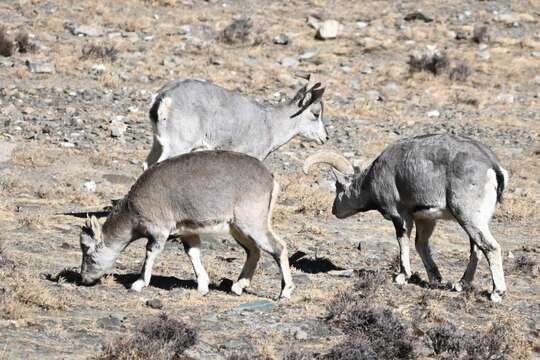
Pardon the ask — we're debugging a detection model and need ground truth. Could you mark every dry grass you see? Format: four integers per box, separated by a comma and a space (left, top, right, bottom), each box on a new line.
0, 27, 14, 57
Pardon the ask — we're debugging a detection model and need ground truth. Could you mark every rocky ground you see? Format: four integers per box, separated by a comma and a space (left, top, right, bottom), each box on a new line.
0, 0, 539, 359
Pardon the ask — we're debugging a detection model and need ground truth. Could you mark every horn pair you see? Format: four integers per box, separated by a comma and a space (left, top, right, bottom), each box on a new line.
303, 151, 354, 175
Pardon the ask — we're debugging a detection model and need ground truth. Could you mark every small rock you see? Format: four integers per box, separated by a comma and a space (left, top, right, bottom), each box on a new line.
0, 141, 16, 163
0, 58, 14, 68
91, 64, 106, 75
455, 31, 468, 40
280, 57, 298, 67
83, 181, 96, 192
316, 20, 343, 40
366, 90, 382, 101
178, 25, 192, 35
477, 49, 491, 60
235, 300, 276, 312
146, 298, 163, 309
110, 116, 127, 138
496, 93, 514, 104
427, 110, 440, 117
273, 33, 289, 45
356, 21, 368, 29
507, 251, 514, 259
71, 25, 104, 37
473, 25, 490, 44
26, 60, 55, 74
299, 49, 318, 60
404, 12, 433, 23
327, 269, 355, 278
531, 51, 540, 58
294, 329, 308, 340
306, 15, 321, 30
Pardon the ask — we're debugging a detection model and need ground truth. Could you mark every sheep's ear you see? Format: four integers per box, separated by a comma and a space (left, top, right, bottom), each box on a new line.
89, 216, 103, 242
332, 168, 351, 186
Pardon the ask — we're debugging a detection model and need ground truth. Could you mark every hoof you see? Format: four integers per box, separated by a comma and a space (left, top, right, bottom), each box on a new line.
197, 286, 209, 296
130, 280, 145, 292
452, 281, 464, 292
280, 285, 295, 299
394, 273, 409, 285
231, 283, 244, 296
490, 291, 504, 303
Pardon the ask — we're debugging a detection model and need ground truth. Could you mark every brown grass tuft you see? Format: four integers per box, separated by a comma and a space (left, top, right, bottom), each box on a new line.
0, 27, 14, 57
81, 43, 118, 62
14, 32, 36, 53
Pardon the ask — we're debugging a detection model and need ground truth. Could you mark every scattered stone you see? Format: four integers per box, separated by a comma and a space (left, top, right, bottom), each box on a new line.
455, 31, 468, 40
97, 313, 126, 329
360, 66, 372, 74
531, 51, 540, 58
280, 57, 298, 67
366, 90, 383, 101
0, 141, 16, 163
477, 46, 491, 60
0, 57, 13, 67
26, 60, 55, 74
306, 15, 321, 30
178, 25, 192, 35
91, 64, 106, 75
294, 329, 308, 340
496, 93, 514, 104
235, 300, 276, 312
299, 49, 318, 60
473, 25, 490, 44
404, 12, 433, 23
427, 110, 440, 117
328, 269, 355, 278
146, 298, 163, 309
356, 21, 369, 29
316, 20, 343, 40
273, 33, 289, 45
70, 25, 104, 37
110, 116, 127, 139
83, 181, 96, 192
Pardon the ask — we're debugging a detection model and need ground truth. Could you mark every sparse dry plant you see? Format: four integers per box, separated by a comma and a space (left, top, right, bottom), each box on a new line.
222, 17, 256, 45
449, 62, 472, 81
81, 43, 118, 62
408, 51, 449, 76
97, 313, 197, 360
0, 27, 14, 57
14, 32, 36, 53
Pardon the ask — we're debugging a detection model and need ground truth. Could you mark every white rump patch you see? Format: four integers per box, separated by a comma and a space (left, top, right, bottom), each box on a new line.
157, 96, 172, 122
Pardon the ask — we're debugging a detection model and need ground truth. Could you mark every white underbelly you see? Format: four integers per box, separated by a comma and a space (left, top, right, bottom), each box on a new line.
413, 207, 454, 221
172, 221, 230, 236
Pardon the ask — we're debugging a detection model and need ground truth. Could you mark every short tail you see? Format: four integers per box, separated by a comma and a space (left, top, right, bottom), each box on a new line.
493, 165, 508, 203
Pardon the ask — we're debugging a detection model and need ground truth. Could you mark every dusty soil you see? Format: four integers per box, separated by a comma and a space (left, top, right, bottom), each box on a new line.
0, 0, 539, 359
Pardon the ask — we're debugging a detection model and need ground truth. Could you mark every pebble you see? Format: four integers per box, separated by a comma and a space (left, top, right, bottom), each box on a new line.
294, 329, 308, 340
0, 141, 16, 163
235, 300, 276, 313
299, 49, 318, 60
110, 116, 127, 138
280, 57, 298, 67
316, 20, 342, 40
427, 110, 440, 117
71, 25, 104, 37
356, 21, 368, 29
26, 60, 55, 74
83, 181, 96, 192
306, 15, 321, 30
366, 90, 382, 101
496, 93, 514, 104
531, 51, 540, 58
273, 33, 289, 45
146, 298, 163, 309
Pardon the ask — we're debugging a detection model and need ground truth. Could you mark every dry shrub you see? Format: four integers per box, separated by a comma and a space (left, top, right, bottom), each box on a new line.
408, 51, 449, 76
449, 62, 472, 81
510, 254, 539, 276
81, 44, 118, 62
17, 213, 45, 230
221, 17, 260, 46
277, 173, 333, 218
427, 320, 530, 359
2, 272, 69, 313
0, 290, 30, 320
473, 25, 490, 44
0, 27, 14, 57
14, 32, 36, 53
97, 313, 197, 360
495, 197, 537, 222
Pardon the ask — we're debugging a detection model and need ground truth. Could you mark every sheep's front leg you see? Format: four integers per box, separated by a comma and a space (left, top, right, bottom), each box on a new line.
131, 233, 167, 292
393, 216, 413, 285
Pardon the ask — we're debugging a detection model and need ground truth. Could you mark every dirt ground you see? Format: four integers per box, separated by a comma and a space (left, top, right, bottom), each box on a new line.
0, 0, 539, 359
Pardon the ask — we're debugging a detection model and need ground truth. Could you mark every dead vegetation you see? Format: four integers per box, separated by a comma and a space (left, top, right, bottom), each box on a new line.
81, 44, 119, 62
0, 27, 14, 57
14, 32, 36, 53
96, 313, 197, 360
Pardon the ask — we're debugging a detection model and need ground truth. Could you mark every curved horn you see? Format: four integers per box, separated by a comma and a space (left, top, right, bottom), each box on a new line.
303, 151, 354, 175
